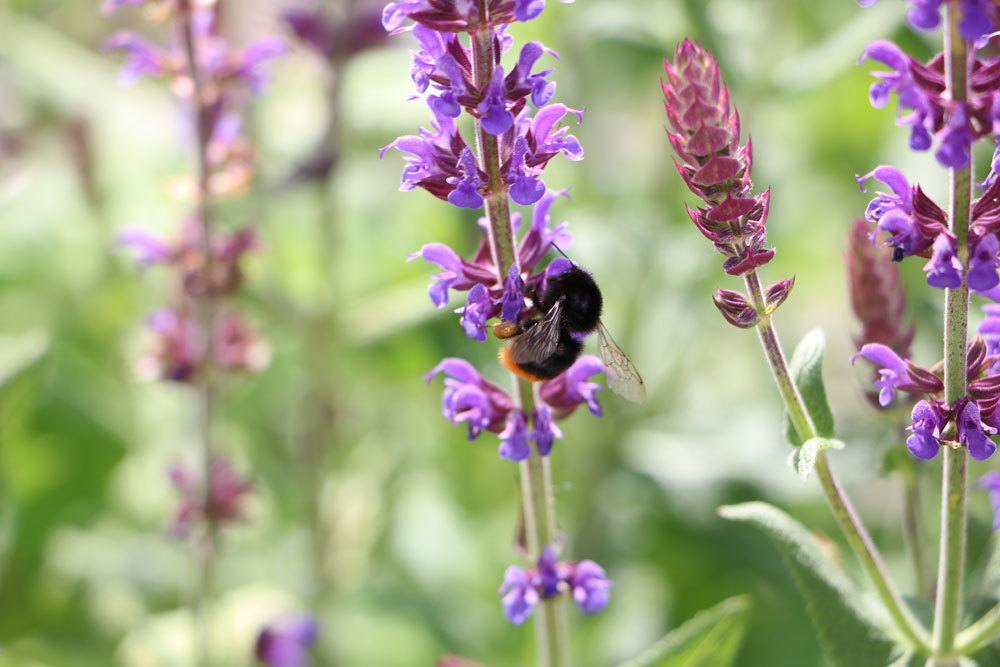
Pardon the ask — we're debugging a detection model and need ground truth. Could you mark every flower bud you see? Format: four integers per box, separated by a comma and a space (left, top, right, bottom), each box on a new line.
765, 276, 795, 313
712, 289, 758, 328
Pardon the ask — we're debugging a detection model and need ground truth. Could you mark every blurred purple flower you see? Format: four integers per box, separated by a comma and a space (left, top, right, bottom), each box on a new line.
139, 308, 201, 383
980, 472, 1000, 530
498, 410, 532, 461
532, 404, 562, 456
104, 33, 173, 85
568, 560, 613, 614
500, 565, 539, 624
255, 614, 318, 667
499, 544, 610, 624
170, 456, 252, 538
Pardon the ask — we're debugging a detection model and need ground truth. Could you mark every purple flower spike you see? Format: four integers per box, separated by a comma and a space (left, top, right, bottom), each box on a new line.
851, 343, 912, 407
478, 66, 515, 135
499, 566, 539, 625
448, 148, 485, 209
568, 560, 612, 614
255, 614, 318, 667
539, 355, 606, 417
959, 400, 998, 460
969, 234, 1000, 292
499, 410, 532, 461
458, 283, 492, 341
924, 234, 963, 289
980, 472, 1000, 530
907, 400, 943, 459
532, 404, 562, 456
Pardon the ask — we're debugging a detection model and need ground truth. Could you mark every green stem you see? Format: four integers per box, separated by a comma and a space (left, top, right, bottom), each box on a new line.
743, 271, 932, 654
470, 16, 568, 667
955, 602, 1000, 655
931, 5, 972, 663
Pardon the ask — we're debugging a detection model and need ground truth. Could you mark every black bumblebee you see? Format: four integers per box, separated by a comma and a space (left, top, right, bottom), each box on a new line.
497, 261, 645, 402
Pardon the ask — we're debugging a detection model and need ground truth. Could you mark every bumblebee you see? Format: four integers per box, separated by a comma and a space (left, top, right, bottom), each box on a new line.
497, 261, 645, 402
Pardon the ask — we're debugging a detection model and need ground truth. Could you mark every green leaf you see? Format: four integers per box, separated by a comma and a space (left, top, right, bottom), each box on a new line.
789, 437, 845, 480
784, 328, 835, 445
719, 502, 897, 667
613, 596, 751, 667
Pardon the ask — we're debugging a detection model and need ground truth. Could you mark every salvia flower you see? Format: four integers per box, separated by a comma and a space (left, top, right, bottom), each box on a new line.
856, 165, 947, 260
663, 38, 790, 293
499, 545, 612, 624
255, 614, 319, 667
426, 356, 605, 460
169, 456, 252, 538
858, 25, 1000, 168
924, 234, 963, 289
958, 398, 998, 460
979, 472, 1000, 530
907, 400, 945, 459
852, 343, 944, 407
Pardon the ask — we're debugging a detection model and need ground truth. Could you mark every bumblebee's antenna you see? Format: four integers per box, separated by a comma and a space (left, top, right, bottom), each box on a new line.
550, 241, 572, 261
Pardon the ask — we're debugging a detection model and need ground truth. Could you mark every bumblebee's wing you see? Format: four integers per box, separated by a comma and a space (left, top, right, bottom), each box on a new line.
597, 321, 646, 402
510, 299, 565, 366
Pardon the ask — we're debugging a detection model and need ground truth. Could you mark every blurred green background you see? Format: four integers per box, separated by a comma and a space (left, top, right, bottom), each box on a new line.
1, 0, 998, 665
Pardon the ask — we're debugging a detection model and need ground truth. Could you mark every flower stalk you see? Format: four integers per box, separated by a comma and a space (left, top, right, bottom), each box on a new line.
931, 4, 972, 662
744, 270, 933, 654
470, 21, 570, 667
177, 4, 220, 664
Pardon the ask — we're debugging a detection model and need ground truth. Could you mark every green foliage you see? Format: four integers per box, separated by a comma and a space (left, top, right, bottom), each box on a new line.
719, 502, 898, 667
784, 329, 836, 445
613, 596, 750, 667
789, 437, 845, 480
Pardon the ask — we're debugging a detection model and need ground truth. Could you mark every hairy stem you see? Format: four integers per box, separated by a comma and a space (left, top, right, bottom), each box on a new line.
931, 5, 972, 663
179, 3, 218, 665
471, 16, 569, 667
743, 271, 932, 654
955, 602, 1000, 655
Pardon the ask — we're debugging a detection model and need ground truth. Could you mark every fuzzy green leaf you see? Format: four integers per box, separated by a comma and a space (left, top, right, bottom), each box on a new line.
789, 437, 845, 480
719, 502, 897, 667
613, 596, 751, 667
784, 328, 835, 445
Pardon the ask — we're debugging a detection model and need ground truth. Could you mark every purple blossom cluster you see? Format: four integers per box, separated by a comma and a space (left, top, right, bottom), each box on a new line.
382, 0, 610, 461
854, 337, 1000, 460
169, 456, 252, 538
105, 1, 276, 383
661, 39, 795, 327
381, 0, 612, 624
425, 355, 604, 461
499, 546, 612, 624
380, 2, 581, 209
